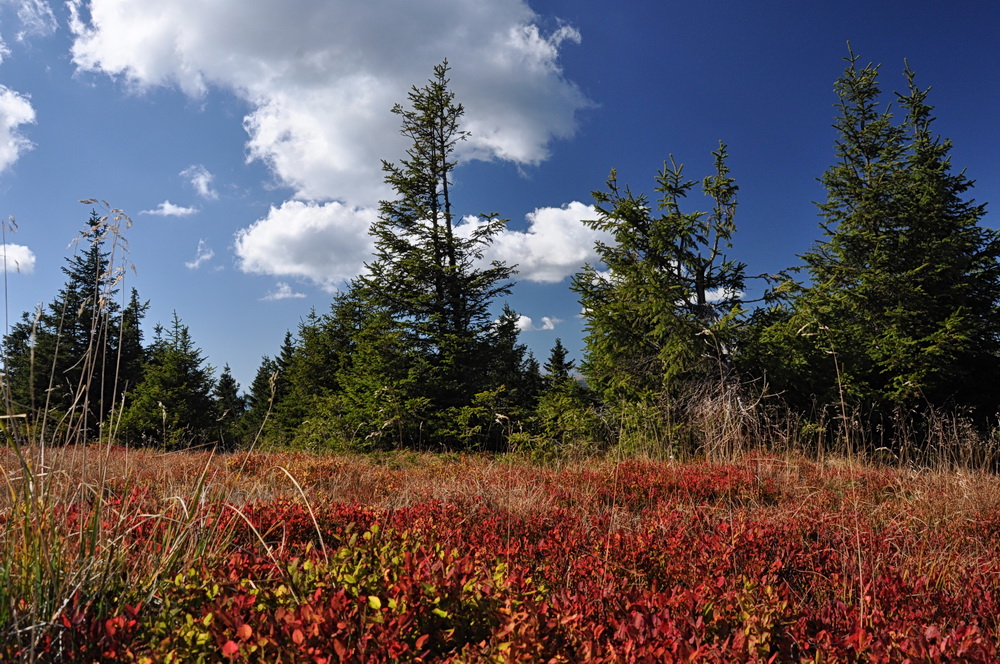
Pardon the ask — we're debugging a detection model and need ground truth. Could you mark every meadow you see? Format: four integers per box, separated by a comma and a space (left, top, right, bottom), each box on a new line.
2, 445, 998, 662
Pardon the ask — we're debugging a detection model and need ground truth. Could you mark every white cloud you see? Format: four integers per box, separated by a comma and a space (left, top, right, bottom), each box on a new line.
704, 287, 745, 303
232, 199, 605, 292
515, 314, 562, 332
67, 0, 588, 208
234, 200, 376, 292
0, 242, 35, 273
141, 200, 198, 217
4, 0, 57, 41
181, 164, 218, 200
184, 238, 214, 269
261, 281, 306, 301
466, 201, 610, 283
0, 84, 35, 172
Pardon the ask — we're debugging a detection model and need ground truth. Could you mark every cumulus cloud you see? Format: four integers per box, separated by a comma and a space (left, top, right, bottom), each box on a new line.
465, 201, 610, 283
234, 200, 376, 292
67, 0, 588, 208
261, 281, 306, 301
0, 242, 35, 273
232, 199, 605, 292
184, 239, 214, 269
141, 200, 198, 217
181, 164, 218, 199
515, 314, 562, 332
0, 84, 35, 172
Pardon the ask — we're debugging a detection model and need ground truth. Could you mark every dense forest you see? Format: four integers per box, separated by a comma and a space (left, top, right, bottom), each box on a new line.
4, 51, 999, 465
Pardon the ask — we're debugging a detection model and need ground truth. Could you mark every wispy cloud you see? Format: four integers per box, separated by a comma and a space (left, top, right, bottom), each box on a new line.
141, 200, 198, 217
261, 281, 307, 301
11, 0, 57, 41
184, 239, 215, 269
181, 164, 218, 200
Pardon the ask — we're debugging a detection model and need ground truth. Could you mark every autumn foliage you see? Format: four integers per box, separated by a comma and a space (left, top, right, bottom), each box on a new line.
2, 448, 998, 662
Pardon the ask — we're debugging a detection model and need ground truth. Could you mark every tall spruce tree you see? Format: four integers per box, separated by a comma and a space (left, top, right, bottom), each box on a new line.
755, 50, 1000, 415
572, 142, 745, 404
2, 212, 146, 442
345, 61, 515, 448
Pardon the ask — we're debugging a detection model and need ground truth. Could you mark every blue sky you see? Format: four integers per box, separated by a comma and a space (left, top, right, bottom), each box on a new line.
0, 1, 997, 390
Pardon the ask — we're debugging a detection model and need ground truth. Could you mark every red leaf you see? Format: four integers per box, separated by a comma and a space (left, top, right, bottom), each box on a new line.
221, 640, 240, 658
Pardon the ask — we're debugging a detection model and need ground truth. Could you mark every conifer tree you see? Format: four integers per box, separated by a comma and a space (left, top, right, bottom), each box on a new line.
484, 305, 543, 420
265, 331, 298, 443
213, 364, 245, 449
120, 312, 215, 448
543, 338, 575, 387
240, 355, 279, 445
344, 61, 515, 447
2, 211, 146, 442
572, 143, 745, 404
754, 50, 1000, 415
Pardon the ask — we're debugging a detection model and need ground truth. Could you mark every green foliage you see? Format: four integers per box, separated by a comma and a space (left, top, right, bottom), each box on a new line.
212, 364, 245, 450
1, 210, 146, 443
533, 383, 604, 452
119, 312, 216, 448
331, 61, 517, 449
572, 143, 745, 406
571, 143, 746, 456
262, 331, 297, 445
749, 49, 1000, 417
543, 337, 575, 388
240, 355, 278, 446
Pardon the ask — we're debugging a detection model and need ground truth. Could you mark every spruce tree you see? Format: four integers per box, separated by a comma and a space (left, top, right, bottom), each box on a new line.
572, 142, 745, 404
120, 312, 215, 448
265, 331, 298, 443
758, 50, 1000, 415
240, 355, 279, 444
2, 212, 146, 442
484, 305, 543, 423
543, 338, 575, 386
213, 364, 245, 449
345, 61, 515, 448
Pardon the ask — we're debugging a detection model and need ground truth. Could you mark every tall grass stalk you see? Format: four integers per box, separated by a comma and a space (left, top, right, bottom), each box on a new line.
0, 204, 245, 660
